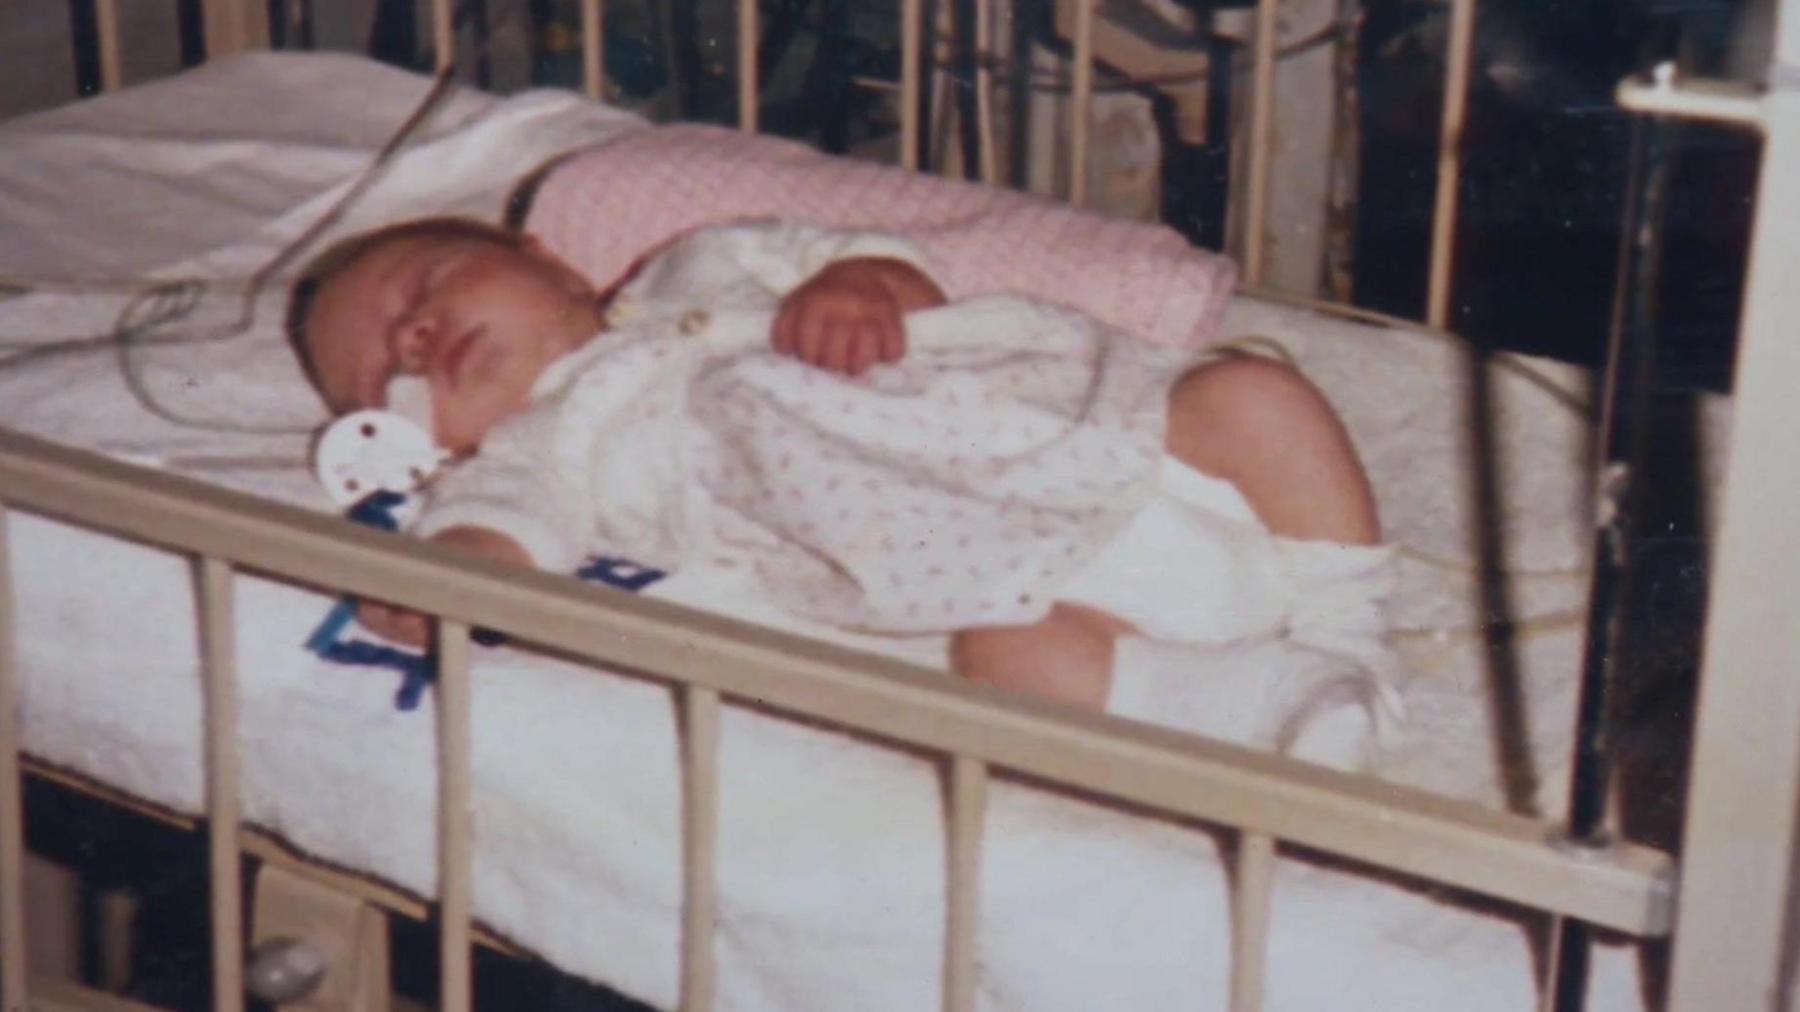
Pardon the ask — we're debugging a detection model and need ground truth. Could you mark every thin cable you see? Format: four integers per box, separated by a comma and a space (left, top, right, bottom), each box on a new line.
0, 1, 520, 434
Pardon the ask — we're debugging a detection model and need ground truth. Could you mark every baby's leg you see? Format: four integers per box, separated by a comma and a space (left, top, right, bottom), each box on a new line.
953, 352, 1379, 707
951, 603, 1131, 708
1164, 352, 1378, 544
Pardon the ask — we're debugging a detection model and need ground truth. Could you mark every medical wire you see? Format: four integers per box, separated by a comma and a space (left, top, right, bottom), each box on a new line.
0, 0, 521, 436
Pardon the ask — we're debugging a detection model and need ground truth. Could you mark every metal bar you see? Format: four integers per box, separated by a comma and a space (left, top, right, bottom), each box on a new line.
200, 0, 271, 58
738, 0, 758, 131
0, 429, 1676, 937
94, 0, 123, 91
1425, 0, 1476, 328
1067, 0, 1095, 206
198, 557, 244, 1012
437, 618, 474, 1012
1230, 832, 1276, 1012
974, 0, 999, 184
1665, 11, 1800, 1006
433, 0, 455, 74
901, 0, 923, 169
923, 0, 945, 169
943, 755, 987, 1012
1616, 74, 1763, 131
0, 505, 27, 1012
1243, 0, 1277, 285
583, 0, 605, 101
1551, 115, 1674, 1012
681, 685, 721, 1011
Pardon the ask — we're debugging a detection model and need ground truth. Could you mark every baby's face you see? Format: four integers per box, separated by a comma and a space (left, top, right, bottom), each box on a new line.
305, 232, 603, 452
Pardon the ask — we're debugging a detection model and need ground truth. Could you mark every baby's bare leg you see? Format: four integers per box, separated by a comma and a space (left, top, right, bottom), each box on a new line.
1164, 353, 1379, 544
951, 603, 1131, 708
952, 353, 1378, 708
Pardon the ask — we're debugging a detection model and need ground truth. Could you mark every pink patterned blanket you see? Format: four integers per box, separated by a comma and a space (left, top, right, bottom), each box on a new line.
522, 124, 1236, 349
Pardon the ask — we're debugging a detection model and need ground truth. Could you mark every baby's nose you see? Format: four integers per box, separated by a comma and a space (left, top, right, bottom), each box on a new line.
393, 314, 438, 373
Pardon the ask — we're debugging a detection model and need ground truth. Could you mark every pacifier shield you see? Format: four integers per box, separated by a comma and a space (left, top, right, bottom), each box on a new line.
313, 409, 446, 507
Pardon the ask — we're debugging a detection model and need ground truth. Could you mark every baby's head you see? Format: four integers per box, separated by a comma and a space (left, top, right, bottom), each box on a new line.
288, 216, 604, 452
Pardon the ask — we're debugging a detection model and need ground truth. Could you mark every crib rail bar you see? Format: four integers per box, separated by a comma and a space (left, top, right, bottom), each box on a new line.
1242, 0, 1277, 285
1068, 0, 1096, 206
199, 0, 269, 59
1664, 26, 1800, 1008
197, 557, 244, 1012
582, 0, 605, 101
94, 0, 123, 92
1426, 0, 1476, 328
737, 0, 759, 132
0, 430, 1674, 937
0, 504, 27, 1012
1229, 832, 1275, 1012
1616, 75, 1765, 129
943, 755, 986, 1012
431, 0, 454, 74
681, 685, 721, 1012
973, 0, 998, 185
437, 619, 474, 1012
901, 0, 923, 169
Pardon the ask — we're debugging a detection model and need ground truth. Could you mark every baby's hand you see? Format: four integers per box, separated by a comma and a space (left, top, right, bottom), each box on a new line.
773, 258, 946, 376
356, 598, 430, 647
354, 525, 533, 647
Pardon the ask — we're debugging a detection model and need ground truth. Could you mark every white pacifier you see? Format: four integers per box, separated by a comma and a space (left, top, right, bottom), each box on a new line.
312, 375, 450, 507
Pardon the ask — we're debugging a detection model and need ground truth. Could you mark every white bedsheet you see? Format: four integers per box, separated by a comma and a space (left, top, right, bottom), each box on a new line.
0, 51, 1721, 1010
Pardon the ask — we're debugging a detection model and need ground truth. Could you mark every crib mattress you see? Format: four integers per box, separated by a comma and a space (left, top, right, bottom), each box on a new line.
0, 51, 1711, 1010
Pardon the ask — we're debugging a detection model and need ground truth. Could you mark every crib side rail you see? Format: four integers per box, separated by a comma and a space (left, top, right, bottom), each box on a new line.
0, 427, 1674, 939
1660, 5, 1800, 1005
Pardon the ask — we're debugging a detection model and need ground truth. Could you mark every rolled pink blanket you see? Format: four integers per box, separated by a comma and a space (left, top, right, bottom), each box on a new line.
523, 124, 1236, 350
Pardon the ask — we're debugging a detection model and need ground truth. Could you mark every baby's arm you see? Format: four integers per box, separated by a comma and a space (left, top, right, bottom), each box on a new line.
358, 405, 587, 645
622, 222, 946, 377
772, 256, 945, 376
357, 525, 532, 646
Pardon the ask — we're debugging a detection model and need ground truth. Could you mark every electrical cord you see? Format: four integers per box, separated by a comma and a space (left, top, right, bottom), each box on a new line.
0, 0, 520, 437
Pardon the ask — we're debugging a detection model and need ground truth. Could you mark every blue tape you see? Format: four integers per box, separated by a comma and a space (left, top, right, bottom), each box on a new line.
303, 492, 669, 712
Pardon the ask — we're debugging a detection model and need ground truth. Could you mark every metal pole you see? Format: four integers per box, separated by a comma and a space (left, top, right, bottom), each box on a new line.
1067, 0, 1095, 206
583, 0, 606, 101
200, 558, 245, 1012
1551, 111, 1671, 1012
901, 0, 924, 169
738, 0, 758, 131
1243, 0, 1278, 284
1426, 0, 1476, 327
1665, 10, 1800, 995
0, 505, 26, 1012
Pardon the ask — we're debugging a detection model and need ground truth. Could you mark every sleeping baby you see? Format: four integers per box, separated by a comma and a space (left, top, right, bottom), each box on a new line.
289, 215, 1399, 760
